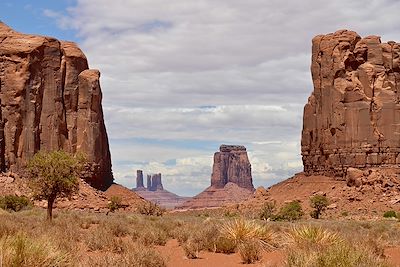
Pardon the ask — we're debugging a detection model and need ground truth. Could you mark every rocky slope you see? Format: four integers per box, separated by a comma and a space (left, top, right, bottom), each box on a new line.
0, 172, 146, 212
0, 22, 112, 189
179, 145, 254, 209
302, 29, 400, 177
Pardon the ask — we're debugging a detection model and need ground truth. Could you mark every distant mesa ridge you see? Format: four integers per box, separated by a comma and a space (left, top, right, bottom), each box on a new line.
0, 22, 113, 190
133, 170, 187, 209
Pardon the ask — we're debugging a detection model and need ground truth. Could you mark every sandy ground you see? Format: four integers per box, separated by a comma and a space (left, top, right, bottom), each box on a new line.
157, 239, 283, 267
157, 239, 400, 267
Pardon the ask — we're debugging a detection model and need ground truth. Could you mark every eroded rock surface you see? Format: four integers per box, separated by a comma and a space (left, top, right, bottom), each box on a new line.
211, 145, 254, 190
302, 29, 400, 177
0, 22, 112, 189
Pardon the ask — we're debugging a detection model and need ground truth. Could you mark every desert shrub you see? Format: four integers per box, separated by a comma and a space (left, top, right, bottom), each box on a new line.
104, 219, 130, 237
285, 225, 390, 267
285, 225, 342, 249
137, 201, 165, 216
83, 242, 166, 267
0, 195, 31, 212
215, 236, 236, 254
238, 239, 262, 264
107, 196, 123, 212
0, 233, 72, 267
275, 201, 304, 221
182, 238, 203, 259
309, 195, 329, 219
85, 228, 113, 251
259, 201, 276, 220
139, 227, 168, 246
383, 210, 397, 218
221, 218, 275, 250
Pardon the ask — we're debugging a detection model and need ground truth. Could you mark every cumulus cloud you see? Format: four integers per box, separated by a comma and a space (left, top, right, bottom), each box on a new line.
46, 0, 400, 195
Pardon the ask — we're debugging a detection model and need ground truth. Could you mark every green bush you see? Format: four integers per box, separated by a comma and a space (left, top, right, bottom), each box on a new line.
310, 195, 329, 219
0, 195, 31, 212
383, 210, 397, 218
275, 201, 304, 221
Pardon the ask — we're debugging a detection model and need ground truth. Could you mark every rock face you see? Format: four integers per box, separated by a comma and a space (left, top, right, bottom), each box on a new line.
136, 170, 144, 188
302, 29, 400, 177
0, 22, 112, 189
211, 145, 253, 190
150, 173, 163, 191
179, 145, 255, 209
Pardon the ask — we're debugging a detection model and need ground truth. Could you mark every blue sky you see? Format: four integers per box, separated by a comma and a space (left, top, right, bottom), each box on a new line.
2, 0, 400, 196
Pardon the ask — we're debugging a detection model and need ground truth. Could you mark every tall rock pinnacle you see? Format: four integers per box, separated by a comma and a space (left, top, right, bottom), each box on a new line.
302, 30, 400, 177
0, 22, 113, 189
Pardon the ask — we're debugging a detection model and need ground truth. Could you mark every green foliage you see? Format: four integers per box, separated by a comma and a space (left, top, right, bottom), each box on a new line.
137, 201, 165, 216
259, 201, 276, 220
0, 195, 31, 212
108, 196, 123, 212
310, 195, 329, 219
27, 150, 86, 221
275, 201, 304, 221
383, 210, 398, 218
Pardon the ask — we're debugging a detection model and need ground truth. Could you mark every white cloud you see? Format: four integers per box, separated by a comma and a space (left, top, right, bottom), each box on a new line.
46, 0, 400, 195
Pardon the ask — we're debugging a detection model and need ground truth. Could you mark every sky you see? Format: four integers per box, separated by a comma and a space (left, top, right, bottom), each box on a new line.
1, 0, 400, 196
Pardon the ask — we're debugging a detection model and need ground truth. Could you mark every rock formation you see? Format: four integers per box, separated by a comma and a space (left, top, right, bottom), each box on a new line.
180, 145, 255, 209
211, 145, 254, 190
150, 173, 163, 191
0, 22, 112, 189
133, 171, 188, 208
136, 170, 144, 188
302, 29, 400, 177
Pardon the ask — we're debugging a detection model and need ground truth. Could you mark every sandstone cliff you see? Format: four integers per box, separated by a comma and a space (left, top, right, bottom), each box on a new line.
211, 145, 254, 190
0, 22, 112, 189
302, 29, 400, 177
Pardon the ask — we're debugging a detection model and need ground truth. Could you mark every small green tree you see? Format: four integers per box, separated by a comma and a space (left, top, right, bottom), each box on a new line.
310, 195, 329, 219
27, 150, 86, 221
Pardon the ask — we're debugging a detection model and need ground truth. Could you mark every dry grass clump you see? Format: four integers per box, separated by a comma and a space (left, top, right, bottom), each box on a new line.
285, 225, 342, 249
220, 218, 276, 263
83, 242, 166, 267
0, 233, 72, 267
285, 225, 391, 267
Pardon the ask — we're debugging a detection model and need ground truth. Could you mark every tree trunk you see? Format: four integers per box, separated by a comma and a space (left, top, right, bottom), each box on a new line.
47, 198, 55, 222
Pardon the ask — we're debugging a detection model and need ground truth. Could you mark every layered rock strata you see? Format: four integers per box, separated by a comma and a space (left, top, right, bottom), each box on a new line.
302, 29, 400, 177
0, 22, 112, 189
211, 145, 254, 190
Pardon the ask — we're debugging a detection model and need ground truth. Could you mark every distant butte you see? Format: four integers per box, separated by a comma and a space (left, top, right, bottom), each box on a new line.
180, 145, 255, 209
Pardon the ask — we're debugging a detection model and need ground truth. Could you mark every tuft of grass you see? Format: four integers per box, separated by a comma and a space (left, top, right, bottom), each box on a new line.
221, 218, 275, 249
285, 225, 342, 249
238, 239, 262, 264
0, 233, 72, 267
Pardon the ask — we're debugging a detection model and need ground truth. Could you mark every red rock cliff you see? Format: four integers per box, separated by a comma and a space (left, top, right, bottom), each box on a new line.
0, 22, 113, 189
302, 29, 400, 177
211, 145, 254, 190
